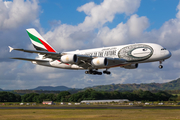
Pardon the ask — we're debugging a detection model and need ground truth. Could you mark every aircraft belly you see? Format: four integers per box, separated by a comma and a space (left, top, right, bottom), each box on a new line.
49, 61, 84, 70
34, 61, 51, 67
71, 64, 84, 70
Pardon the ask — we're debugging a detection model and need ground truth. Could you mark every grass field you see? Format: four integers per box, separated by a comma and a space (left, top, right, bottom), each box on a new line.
1, 109, 180, 120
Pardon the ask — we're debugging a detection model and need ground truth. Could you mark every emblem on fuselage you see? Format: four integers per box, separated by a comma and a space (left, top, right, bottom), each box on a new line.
66, 56, 69, 61
97, 59, 100, 64
118, 44, 153, 62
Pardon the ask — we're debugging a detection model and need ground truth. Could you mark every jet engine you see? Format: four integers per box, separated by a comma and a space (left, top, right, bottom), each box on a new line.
61, 54, 78, 63
91, 58, 108, 67
123, 63, 138, 69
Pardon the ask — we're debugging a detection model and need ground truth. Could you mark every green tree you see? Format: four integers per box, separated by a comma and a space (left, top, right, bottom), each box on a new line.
38, 93, 47, 103
0, 92, 17, 102
15, 94, 21, 102
57, 91, 70, 102
21, 93, 39, 102
46, 94, 57, 101
155, 91, 172, 101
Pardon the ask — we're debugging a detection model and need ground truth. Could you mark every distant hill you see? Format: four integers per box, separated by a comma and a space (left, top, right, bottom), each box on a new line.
3, 78, 180, 93
31, 86, 71, 91
87, 78, 180, 91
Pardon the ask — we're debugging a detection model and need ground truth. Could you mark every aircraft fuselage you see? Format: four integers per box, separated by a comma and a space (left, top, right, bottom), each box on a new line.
34, 43, 171, 70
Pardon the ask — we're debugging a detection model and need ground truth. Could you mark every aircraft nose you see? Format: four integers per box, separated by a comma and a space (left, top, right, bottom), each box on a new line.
166, 50, 171, 59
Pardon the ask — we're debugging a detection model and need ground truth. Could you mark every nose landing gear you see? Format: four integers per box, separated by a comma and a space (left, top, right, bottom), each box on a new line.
159, 65, 163, 69
159, 61, 163, 69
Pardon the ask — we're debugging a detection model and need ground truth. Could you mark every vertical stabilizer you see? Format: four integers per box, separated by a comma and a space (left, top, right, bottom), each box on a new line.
26, 28, 57, 53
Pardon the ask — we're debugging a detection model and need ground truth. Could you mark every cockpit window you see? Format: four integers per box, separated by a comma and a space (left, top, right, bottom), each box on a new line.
161, 48, 166, 50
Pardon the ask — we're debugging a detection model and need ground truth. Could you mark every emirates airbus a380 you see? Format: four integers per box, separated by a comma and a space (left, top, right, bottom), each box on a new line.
9, 28, 171, 75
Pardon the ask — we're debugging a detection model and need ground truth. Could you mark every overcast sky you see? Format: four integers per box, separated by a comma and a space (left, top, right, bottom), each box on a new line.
1, 0, 180, 90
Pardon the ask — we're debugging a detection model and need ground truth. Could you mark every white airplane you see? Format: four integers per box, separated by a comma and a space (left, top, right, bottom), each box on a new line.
9, 28, 171, 75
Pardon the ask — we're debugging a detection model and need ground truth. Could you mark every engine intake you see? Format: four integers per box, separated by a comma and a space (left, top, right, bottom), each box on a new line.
91, 58, 108, 67
61, 54, 78, 63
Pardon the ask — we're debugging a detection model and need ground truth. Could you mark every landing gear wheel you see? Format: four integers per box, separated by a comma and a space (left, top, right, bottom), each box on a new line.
159, 65, 163, 69
92, 72, 96, 75
103, 70, 111, 75
97, 72, 102, 75
106, 71, 111, 75
85, 70, 102, 75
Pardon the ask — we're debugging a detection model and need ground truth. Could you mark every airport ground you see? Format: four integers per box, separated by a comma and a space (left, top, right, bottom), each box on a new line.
1, 102, 180, 120
1, 109, 180, 120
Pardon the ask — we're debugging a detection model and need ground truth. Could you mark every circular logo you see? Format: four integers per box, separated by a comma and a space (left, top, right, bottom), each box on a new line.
118, 44, 153, 62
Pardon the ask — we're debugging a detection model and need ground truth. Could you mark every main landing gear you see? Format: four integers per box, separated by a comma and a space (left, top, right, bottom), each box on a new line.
159, 61, 163, 69
85, 69, 111, 75
103, 70, 111, 75
85, 70, 102, 75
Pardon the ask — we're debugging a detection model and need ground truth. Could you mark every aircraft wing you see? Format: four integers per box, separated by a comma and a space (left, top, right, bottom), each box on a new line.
9, 46, 61, 60
11, 58, 50, 62
76, 55, 93, 68
9, 46, 126, 69
75, 55, 126, 69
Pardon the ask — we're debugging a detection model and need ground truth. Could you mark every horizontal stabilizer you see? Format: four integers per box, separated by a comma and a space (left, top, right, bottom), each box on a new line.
11, 58, 50, 62
8, 46, 14, 52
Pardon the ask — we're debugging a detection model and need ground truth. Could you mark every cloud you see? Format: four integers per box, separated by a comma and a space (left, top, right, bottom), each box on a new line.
0, 0, 40, 60
77, 0, 141, 30
42, 24, 97, 51
0, 0, 39, 30
42, 0, 141, 51
77, 2, 95, 16
96, 14, 149, 46
0, 0, 41, 89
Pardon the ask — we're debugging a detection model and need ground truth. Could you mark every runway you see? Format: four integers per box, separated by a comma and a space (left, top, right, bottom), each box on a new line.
0, 106, 180, 109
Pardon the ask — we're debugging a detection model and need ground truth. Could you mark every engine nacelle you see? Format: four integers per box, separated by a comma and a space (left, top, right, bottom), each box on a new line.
123, 63, 138, 69
61, 54, 78, 63
91, 58, 108, 67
